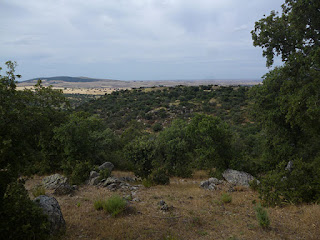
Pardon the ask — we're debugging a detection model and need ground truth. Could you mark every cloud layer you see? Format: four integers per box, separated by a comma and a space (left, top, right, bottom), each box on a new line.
1, 0, 282, 80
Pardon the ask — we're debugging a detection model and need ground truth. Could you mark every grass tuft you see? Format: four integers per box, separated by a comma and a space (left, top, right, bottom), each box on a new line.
221, 193, 232, 204
102, 195, 127, 217
93, 199, 104, 210
32, 185, 46, 198
255, 204, 270, 229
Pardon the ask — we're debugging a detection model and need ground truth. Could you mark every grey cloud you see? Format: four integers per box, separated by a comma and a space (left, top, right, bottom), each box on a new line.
1, 0, 284, 80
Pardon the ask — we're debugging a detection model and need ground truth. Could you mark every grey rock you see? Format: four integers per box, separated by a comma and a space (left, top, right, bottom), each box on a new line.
89, 171, 99, 179
200, 177, 222, 190
285, 161, 293, 172
88, 176, 100, 186
119, 176, 135, 182
132, 197, 141, 202
103, 177, 120, 186
160, 204, 169, 211
106, 183, 118, 191
33, 195, 66, 235
42, 174, 68, 190
159, 200, 166, 206
222, 169, 255, 187
53, 183, 73, 196
98, 162, 114, 172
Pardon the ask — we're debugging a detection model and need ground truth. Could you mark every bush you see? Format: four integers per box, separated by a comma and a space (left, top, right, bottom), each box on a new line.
69, 161, 91, 185
98, 168, 111, 181
249, 179, 259, 192
102, 195, 127, 217
32, 185, 46, 198
142, 178, 154, 188
93, 199, 104, 210
152, 123, 163, 132
258, 158, 320, 206
255, 204, 270, 229
221, 193, 232, 204
149, 167, 170, 185
0, 182, 50, 239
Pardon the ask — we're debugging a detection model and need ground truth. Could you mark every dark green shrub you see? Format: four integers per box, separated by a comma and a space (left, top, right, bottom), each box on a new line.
124, 136, 155, 179
149, 167, 170, 185
142, 178, 154, 188
102, 195, 127, 217
249, 179, 259, 192
258, 158, 320, 206
99, 168, 111, 181
69, 161, 91, 185
152, 123, 163, 132
0, 182, 50, 239
255, 204, 270, 229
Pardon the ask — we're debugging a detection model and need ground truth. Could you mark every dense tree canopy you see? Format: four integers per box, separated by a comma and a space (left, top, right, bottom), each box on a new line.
250, 0, 320, 204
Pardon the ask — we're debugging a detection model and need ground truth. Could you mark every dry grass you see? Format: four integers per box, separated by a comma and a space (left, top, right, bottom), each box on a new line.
25, 172, 320, 240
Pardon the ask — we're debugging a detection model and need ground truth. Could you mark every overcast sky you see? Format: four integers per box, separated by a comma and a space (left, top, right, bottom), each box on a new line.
0, 0, 283, 81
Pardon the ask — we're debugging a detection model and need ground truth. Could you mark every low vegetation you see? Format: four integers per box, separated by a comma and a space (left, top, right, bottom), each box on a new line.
94, 195, 127, 217
255, 204, 270, 229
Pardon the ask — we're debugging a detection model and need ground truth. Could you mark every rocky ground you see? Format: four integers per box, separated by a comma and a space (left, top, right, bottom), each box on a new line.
25, 171, 320, 240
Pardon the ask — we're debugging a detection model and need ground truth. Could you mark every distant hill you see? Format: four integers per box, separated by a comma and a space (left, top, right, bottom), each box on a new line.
25, 76, 103, 83
17, 76, 261, 95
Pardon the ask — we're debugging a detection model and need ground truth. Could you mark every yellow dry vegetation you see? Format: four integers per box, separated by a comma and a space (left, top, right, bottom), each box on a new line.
25, 172, 320, 240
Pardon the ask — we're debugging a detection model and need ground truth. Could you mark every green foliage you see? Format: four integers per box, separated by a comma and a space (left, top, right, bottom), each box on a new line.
152, 122, 163, 132
149, 167, 170, 185
155, 119, 192, 178
258, 158, 320, 206
250, 0, 320, 204
0, 62, 67, 239
124, 135, 155, 179
0, 182, 50, 239
32, 185, 46, 198
142, 178, 154, 188
186, 114, 233, 171
255, 204, 270, 229
251, 0, 320, 68
249, 179, 259, 192
99, 168, 111, 180
93, 199, 104, 210
54, 112, 121, 179
102, 195, 127, 217
221, 193, 232, 204
69, 161, 92, 185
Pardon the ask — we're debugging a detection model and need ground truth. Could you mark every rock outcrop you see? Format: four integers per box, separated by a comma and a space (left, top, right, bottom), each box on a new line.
222, 169, 256, 187
98, 162, 114, 172
42, 174, 68, 190
200, 177, 224, 190
33, 195, 66, 235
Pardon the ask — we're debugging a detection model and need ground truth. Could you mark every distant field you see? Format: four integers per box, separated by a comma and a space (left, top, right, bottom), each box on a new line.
17, 77, 261, 95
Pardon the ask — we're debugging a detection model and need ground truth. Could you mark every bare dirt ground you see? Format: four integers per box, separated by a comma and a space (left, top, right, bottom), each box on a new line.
25, 171, 320, 240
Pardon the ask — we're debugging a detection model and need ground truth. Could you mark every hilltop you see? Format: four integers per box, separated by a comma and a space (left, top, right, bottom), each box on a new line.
17, 76, 261, 95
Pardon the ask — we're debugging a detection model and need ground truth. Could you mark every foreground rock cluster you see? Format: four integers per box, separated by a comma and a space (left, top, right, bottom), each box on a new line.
88, 162, 141, 192
200, 169, 258, 190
